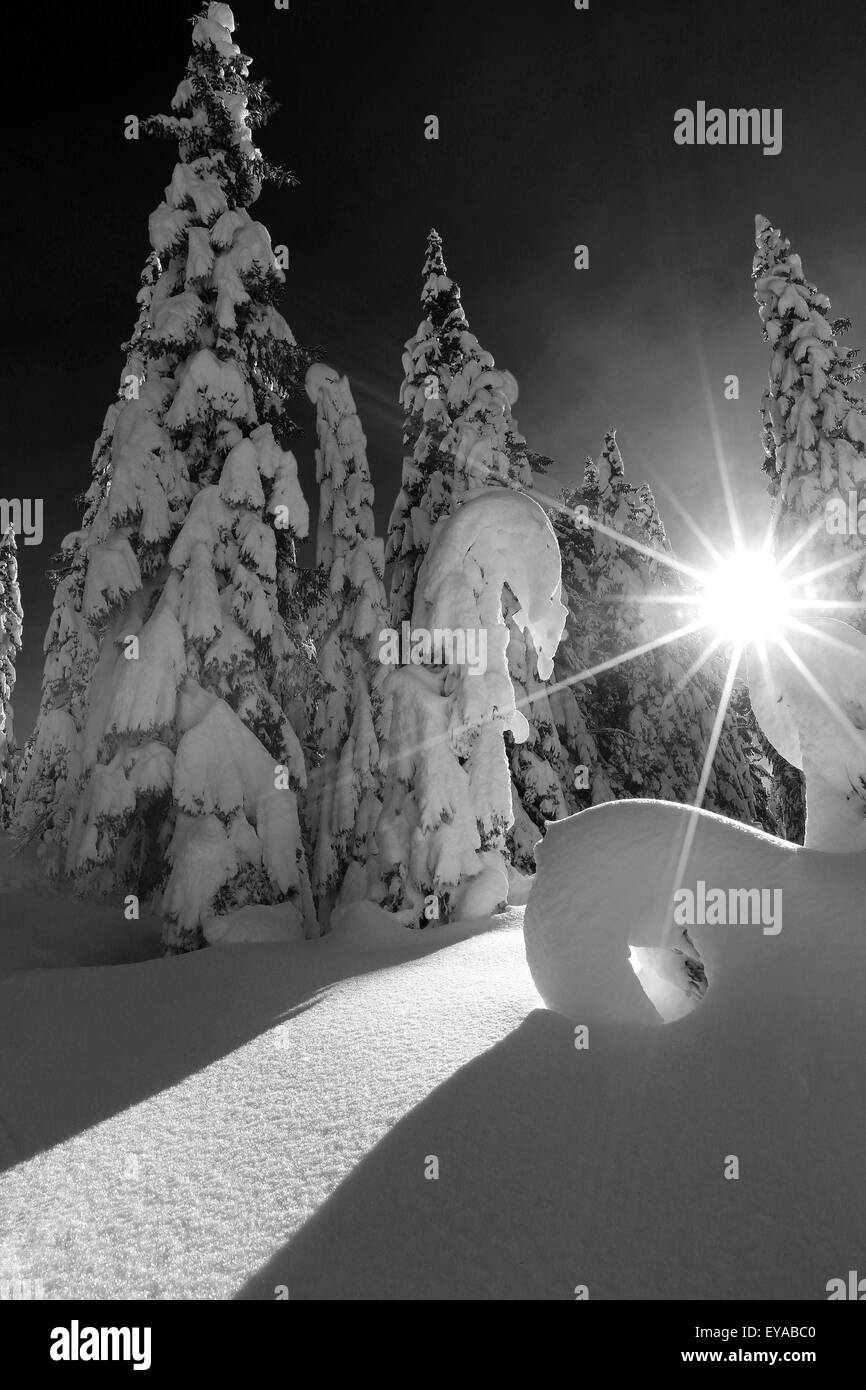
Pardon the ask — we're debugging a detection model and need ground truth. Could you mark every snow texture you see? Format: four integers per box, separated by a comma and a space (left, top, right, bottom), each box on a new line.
1, 828, 863, 1299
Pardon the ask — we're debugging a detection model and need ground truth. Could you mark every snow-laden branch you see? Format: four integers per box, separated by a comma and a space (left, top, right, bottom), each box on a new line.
372, 488, 567, 925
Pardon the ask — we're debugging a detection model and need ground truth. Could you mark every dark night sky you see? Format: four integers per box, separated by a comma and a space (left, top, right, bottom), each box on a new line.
4, 0, 866, 735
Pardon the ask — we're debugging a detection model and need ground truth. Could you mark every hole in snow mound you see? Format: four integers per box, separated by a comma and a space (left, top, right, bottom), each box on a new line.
628, 935, 708, 1023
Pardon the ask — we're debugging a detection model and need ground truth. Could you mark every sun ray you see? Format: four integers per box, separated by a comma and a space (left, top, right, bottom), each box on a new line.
774, 515, 827, 575
345, 617, 706, 775
697, 348, 745, 556
637, 467, 726, 569
775, 631, 866, 762
749, 631, 777, 704
610, 593, 695, 605
664, 640, 744, 931
669, 632, 728, 700
587, 515, 707, 584
791, 598, 863, 615
521, 619, 706, 711
692, 640, 744, 810
785, 613, 865, 655
525, 483, 708, 587
786, 547, 862, 592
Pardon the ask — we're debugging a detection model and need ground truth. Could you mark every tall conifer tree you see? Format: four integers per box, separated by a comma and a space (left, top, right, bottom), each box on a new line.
752, 215, 866, 841
387, 230, 569, 870
19, 3, 317, 950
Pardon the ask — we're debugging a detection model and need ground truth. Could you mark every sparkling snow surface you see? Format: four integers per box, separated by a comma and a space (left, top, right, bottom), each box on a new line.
1, 822, 863, 1299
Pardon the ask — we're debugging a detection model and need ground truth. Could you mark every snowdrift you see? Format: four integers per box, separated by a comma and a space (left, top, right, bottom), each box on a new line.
1, 817, 863, 1299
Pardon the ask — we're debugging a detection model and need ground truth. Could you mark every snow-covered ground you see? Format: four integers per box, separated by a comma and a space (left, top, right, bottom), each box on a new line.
1, 823, 862, 1300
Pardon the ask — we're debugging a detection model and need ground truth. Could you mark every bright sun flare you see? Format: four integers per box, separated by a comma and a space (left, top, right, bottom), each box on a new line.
700, 551, 793, 643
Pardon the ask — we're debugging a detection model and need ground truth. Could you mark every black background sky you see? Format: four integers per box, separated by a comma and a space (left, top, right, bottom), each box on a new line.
4, 0, 866, 735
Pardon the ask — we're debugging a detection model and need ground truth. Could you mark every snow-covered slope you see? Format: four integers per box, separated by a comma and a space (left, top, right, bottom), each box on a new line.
1, 822, 862, 1299
0, 857, 538, 1298
0, 834, 161, 980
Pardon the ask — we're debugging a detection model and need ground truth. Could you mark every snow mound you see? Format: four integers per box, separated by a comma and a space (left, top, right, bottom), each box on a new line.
523, 797, 866, 1028
451, 859, 509, 919
204, 902, 305, 946
329, 899, 418, 944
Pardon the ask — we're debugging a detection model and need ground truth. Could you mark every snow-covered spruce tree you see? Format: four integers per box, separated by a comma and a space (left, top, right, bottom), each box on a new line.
754, 214, 866, 615
371, 489, 567, 925
442, 319, 570, 869
386, 228, 547, 625
550, 432, 758, 821
546, 470, 607, 811
386, 228, 568, 869
26, 3, 318, 951
547, 437, 655, 807
386, 228, 472, 627
16, 254, 164, 863
0, 528, 23, 829
304, 363, 388, 926
752, 215, 866, 840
